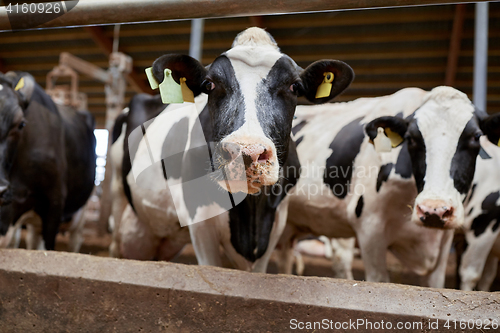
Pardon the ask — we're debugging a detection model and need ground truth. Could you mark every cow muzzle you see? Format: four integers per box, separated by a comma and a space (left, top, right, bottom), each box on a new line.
413, 199, 460, 229
214, 141, 279, 194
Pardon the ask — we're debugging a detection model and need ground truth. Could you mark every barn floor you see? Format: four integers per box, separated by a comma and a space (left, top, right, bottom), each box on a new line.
28, 227, 499, 292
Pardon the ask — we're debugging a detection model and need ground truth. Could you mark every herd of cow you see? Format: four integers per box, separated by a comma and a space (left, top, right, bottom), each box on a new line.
1, 27, 500, 292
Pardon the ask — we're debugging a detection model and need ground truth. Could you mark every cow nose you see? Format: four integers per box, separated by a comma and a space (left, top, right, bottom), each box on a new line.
416, 201, 454, 227
241, 144, 272, 168
220, 142, 241, 163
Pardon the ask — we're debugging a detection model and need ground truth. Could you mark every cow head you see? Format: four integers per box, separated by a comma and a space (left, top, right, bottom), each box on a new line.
366, 86, 500, 229
0, 72, 34, 205
151, 27, 353, 194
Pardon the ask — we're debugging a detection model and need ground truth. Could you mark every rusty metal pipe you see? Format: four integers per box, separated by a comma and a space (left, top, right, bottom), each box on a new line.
0, 0, 491, 31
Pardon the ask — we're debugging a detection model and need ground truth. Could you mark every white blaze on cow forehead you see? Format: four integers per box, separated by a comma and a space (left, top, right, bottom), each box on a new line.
416, 86, 474, 196
222, 28, 283, 183
225, 27, 283, 141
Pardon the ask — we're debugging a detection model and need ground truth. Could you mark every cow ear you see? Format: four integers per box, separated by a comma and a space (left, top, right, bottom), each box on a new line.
152, 54, 207, 97
365, 116, 408, 151
299, 60, 354, 104
479, 112, 500, 147
8, 72, 35, 107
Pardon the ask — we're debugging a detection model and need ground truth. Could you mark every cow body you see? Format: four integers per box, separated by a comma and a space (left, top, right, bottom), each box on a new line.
281, 87, 500, 286
118, 27, 353, 271
458, 139, 500, 290
0, 72, 96, 250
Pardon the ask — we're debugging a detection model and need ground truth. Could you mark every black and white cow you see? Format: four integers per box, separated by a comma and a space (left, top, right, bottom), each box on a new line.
0, 71, 96, 251
457, 139, 500, 290
120, 27, 353, 271
109, 95, 192, 260
281, 87, 500, 287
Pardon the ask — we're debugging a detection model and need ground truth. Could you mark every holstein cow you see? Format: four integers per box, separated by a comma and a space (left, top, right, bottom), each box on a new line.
0, 72, 96, 251
281, 87, 500, 287
121, 27, 353, 271
457, 138, 500, 290
108, 95, 186, 259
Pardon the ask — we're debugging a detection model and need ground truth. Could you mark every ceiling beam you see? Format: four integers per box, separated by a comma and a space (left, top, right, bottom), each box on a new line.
445, 4, 466, 86
84, 26, 152, 94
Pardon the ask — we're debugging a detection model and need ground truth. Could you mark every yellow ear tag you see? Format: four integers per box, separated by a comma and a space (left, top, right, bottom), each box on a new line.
315, 72, 334, 99
497, 138, 500, 147
385, 128, 404, 148
145, 67, 159, 90
14, 77, 25, 91
158, 69, 184, 104
373, 127, 392, 153
180, 77, 194, 103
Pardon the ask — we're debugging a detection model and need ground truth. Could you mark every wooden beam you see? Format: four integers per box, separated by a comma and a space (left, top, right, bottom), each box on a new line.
84, 26, 152, 94
445, 4, 466, 86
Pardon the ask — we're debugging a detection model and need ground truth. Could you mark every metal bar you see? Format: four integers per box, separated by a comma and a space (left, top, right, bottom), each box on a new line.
473, 2, 489, 112
0, 0, 491, 31
445, 4, 466, 86
189, 19, 204, 62
84, 26, 151, 93
59, 52, 111, 84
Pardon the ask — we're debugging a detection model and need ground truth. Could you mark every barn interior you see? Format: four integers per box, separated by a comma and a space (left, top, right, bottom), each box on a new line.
1, 2, 500, 291
1, 3, 499, 128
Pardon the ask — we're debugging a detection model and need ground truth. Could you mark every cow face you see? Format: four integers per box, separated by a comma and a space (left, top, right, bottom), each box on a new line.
151, 27, 353, 194
0, 73, 33, 204
366, 86, 500, 229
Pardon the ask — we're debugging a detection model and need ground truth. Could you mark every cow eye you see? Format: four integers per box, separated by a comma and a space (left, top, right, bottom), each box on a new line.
202, 80, 215, 93
289, 82, 301, 95
18, 121, 26, 130
473, 131, 482, 141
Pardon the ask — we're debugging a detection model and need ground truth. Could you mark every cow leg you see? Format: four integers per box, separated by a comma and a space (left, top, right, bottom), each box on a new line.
329, 237, 355, 280
0, 217, 24, 249
109, 168, 129, 257
35, 196, 64, 251
68, 207, 85, 253
356, 226, 390, 282
460, 232, 499, 291
22, 211, 44, 250
275, 223, 297, 275
119, 204, 159, 260
477, 253, 498, 291
420, 229, 453, 288
189, 218, 223, 267
294, 250, 305, 276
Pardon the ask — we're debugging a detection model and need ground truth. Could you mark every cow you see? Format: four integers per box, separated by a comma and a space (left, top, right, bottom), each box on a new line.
0, 71, 96, 251
292, 236, 356, 278
457, 138, 500, 290
118, 27, 354, 271
108, 95, 192, 260
279, 86, 500, 287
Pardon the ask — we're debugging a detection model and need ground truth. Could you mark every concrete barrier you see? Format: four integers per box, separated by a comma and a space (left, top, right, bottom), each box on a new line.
0, 249, 498, 332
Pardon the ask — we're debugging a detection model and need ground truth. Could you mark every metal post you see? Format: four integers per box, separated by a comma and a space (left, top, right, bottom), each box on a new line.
189, 19, 205, 62
473, 2, 488, 112
97, 52, 132, 235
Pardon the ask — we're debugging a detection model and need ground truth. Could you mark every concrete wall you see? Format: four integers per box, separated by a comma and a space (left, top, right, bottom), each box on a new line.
0, 249, 498, 332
